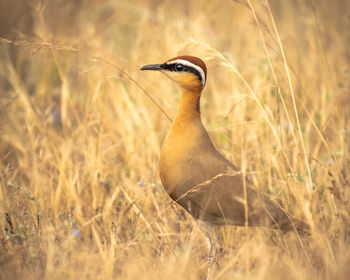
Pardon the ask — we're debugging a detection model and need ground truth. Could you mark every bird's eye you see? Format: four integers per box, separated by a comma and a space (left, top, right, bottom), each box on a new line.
175, 64, 184, 71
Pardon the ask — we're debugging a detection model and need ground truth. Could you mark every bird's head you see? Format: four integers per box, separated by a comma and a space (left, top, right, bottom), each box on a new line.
141, 55, 207, 92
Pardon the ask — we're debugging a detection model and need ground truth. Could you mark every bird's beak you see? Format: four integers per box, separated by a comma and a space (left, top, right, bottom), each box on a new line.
140, 64, 162, 71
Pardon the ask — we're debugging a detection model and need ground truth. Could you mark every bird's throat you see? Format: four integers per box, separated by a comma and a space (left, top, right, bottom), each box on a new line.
163, 87, 204, 154
175, 88, 201, 123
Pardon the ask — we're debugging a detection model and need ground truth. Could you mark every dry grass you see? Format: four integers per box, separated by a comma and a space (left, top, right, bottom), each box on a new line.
0, 0, 349, 279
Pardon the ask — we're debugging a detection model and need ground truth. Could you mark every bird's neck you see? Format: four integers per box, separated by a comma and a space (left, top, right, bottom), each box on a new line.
175, 88, 201, 123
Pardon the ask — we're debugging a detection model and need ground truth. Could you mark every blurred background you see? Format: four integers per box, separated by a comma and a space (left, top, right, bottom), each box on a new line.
0, 0, 349, 279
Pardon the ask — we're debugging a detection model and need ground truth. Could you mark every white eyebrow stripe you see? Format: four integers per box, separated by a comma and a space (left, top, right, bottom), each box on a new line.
166, 59, 206, 86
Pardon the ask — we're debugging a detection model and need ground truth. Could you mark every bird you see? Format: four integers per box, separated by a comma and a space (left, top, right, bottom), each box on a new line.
140, 55, 309, 278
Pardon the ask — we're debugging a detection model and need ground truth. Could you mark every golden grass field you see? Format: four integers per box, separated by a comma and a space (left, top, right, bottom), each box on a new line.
0, 0, 349, 279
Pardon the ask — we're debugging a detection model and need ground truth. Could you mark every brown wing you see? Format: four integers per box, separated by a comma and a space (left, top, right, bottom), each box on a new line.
173, 150, 309, 233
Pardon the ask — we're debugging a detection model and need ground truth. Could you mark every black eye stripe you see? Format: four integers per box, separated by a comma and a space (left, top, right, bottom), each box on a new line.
159, 63, 177, 71
160, 63, 204, 84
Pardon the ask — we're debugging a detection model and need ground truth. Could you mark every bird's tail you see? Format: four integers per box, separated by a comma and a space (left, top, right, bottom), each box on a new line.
258, 194, 311, 235
278, 216, 311, 235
